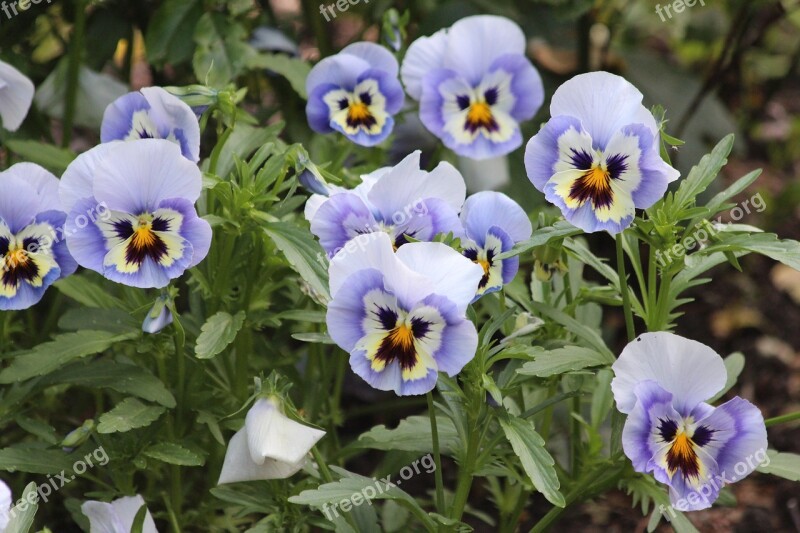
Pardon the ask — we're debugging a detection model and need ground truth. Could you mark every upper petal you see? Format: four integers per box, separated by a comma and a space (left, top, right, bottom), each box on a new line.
245, 399, 325, 465
443, 16, 527, 87
110, 495, 158, 533
611, 332, 727, 416
0, 60, 34, 131
306, 53, 370, 94
401, 28, 448, 100
0, 172, 38, 233
394, 241, 483, 314
218, 429, 305, 484
92, 139, 202, 213
549, 71, 659, 149
60, 142, 122, 213
81, 500, 127, 533
367, 151, 466, 217
0, 479, 10, 532
341, 42, 399, 78
460, 191, 532, 244
140, 87, 201, 162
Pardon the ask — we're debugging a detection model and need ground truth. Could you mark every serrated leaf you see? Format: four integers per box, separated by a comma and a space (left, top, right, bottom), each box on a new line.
757, 450, 800, 481
97, 398, 165, 434
195, 311, 246, 359
497, 221, 581, 260
517, 346, 611, 377
499, 415, 565, 507
0, 331, 134, 383
700, 233, 800, 270
143, 443, 205, 466
527, 301, 615, 361
43, 360, 175, 407
0, 448, 80, 474
357, 415, 459, 456
673, 135, 734, 210
263, 221, 330, 300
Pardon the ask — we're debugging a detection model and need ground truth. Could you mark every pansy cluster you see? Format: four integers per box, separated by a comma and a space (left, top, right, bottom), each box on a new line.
0, 82, 211, 313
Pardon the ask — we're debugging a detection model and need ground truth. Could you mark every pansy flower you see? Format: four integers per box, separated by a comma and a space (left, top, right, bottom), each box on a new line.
525, 72, 680, 234
612, 332, 768, 511
218, 398, 326, 484
306, 42, 404, 146
0, 60, 34, 132
101, 86, 201, 162
460, 191, 531, 299
82, 495, 158, 532
0, 163, 77, 310
327, 232, 483, 396
0, 479, 10, 531
401, 15, 544, 160
306, 151, 466, 257
60, 139, 212, 289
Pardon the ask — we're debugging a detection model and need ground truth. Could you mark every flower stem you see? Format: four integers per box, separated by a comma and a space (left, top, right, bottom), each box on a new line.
63, 0, 87, 148
426, 391, 445, 514
765, 411, 800, 427
615, 234, 636, 342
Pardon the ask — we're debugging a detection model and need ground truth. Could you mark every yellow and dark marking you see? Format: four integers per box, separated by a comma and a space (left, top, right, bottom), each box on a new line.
371, 306, 431, 372
659, 418, 715, 480
567, 149, 629, 209
464, 247, 495, 289
459, 87, 500, 134
1, 236, 41, 289
339, 91, 378, 130
114, 213, 171, 267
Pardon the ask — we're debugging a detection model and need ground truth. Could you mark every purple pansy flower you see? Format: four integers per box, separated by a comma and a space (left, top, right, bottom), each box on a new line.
401, 15, 544, 160
306, 42, 405, 146
460, 191, 531, 299
327, 232, 483, 396
612, 332, 768, 511
0, 60, 34, 132
101, 86, 201, 162
305, 151, 466, 257
60, 139, 212, 289
525, 72, 680, 234
0, 163, 77, 310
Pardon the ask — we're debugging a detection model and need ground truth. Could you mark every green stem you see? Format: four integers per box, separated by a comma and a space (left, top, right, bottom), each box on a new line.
647, 246, 658, 322
63, 0, 87, 148
765, 411, 800, 427
301, 0, 332, 56
615, 234, 636, 342
449, 422, 480, 521
426, 391, 445, 515
570, 395, 581, 477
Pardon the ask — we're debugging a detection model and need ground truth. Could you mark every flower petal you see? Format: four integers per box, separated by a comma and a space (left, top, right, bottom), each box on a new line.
394, 241, 484, 314
245, 399, 326, 466
110, 495, 158, 533
60, 142, 122, 214
218, 429, 305, 484
461, 191, 531, 245
341, 42, 399, 78
612, 332, 727, 416
400, 28, 448, 100
0, 60, 34, 131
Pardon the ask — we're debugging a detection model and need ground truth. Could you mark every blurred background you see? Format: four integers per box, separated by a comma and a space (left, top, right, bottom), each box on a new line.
0, 0, 798, 530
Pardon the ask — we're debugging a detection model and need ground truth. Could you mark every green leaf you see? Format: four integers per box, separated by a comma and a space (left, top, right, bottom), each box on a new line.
700, 233, 800, 270
193, 13, 256, 88
497, 221, 581, 260
527, 301, 615, 361
212, 124, 280, 179
0, 331, 135, 383
517, 346, 612, 377
292, 332, 335, 344
97, 398, 166, 434
0, 448, 79, 474
195, 311, 246, 359
263, 221, 330, 300
702, 169, 762, 219
5, 482, 38, 533
43, 360, 175, 407
709, 352, 745, 403
143, 442, 205, 466
130, 504, 148, 533
57, 308, 139, 334
3, 140, 76, 174
357, 415, 459, 456
249, 53, 311, 98
145, 0, 203, 65
499, 414, 565, 507
757, 450, 800, 481
673, 135, 734, 210
54, 275, 126, 309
